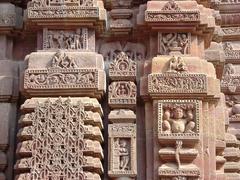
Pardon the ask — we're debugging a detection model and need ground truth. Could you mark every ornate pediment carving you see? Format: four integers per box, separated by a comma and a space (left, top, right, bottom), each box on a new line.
109, 52, 136, 81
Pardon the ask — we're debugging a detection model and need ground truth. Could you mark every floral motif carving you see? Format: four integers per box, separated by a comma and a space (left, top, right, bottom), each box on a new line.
157, 100, 200, 141
108, 124, 136, 177
148, 73, 207, 94
159, 33, 191, 55
109, 52, 136, 80
108, 81, 136, 107
43, 28, 88, 50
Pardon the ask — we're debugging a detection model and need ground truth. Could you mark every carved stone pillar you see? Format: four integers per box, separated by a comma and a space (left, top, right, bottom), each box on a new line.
138, 1, 225, 179
0, 2, 22, 180
107, 52, 137, 179
14, 0, 107, 179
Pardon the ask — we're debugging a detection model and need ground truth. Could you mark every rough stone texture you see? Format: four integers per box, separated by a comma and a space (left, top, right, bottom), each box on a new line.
0, 0, 240, 179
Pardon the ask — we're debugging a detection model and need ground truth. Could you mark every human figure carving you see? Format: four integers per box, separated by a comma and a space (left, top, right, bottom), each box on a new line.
178, 34, 189, 54
162, 107, 195, 133
168, 56, 187, 72
118, 140, 130, 170
117, 85, 128, 96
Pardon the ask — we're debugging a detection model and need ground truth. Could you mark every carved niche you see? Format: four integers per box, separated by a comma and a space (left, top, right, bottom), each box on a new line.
108, 123, 136, 177
109, 52, 136, 81
148, 57, 207, 95
157, 100, 201, 142
43, 28, 90, 50
24, 51, 102, 96
27, 0, 99, 19
99, 41, 146, 61
158, 33, 191, 55
145, 0, 200, 22
15, 98, 104, 179
108, 81, 136, 108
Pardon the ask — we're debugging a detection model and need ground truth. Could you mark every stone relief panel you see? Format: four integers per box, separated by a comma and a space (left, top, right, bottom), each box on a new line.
145, 1, 200, 22
223, 42, 240, 60
99, 41, 146, 61
15, 98, 104, 179
23, 51, 104, 97
28, 0, 99, 19
43, 28, 89, 50
108, 81, 136, 108
109, 52, 136, 81
108, 123, 136, 177
158, 33, 191, 55
221, 63, 240, 93
157, 100, 201, 141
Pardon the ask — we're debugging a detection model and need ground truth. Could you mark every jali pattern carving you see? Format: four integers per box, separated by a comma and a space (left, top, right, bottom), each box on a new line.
157, 100, 200, 140
108, 123, 136, 177
109, 52, 136, 81
43, 28, 88, 50
158, 33, 191, 55
27, 98, 85, 179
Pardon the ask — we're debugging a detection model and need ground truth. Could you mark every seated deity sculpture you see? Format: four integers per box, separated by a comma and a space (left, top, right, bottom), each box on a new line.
162, 107, 195, 133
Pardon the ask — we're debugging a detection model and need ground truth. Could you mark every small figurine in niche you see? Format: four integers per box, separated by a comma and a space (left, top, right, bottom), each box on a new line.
118, 139, 130, 170
162, 107, 195, 133
117, 84, 128, 96
168, 56, 187, 72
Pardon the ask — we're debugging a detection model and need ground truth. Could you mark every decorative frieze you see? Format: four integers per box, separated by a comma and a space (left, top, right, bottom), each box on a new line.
223, 42, 240, 60
157, 100, 201, 142
23, 51, 105, 98
108, 81, 136, 108
108, 123, 136, 178
43, 28, 89, 50
145, 1, 200, 23
27, 0, 99, 19
148, 73, 207, 94
158, 33, 191, 55
109, 52, 136, 81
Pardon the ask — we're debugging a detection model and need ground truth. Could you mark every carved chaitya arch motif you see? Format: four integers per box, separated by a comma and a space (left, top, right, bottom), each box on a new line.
108, 123, 137, 177
109, 52, 136, 81
108, 81, 136, 108
99, 42, 146, 61
43, 28, 88, 50
157, 100, 200, 141
158, 33, 191, 55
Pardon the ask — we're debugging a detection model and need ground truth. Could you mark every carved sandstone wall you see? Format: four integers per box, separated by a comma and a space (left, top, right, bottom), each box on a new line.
0, 0, 239, 180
